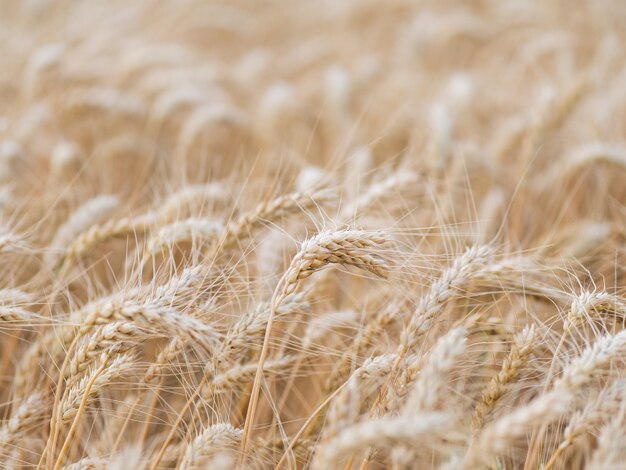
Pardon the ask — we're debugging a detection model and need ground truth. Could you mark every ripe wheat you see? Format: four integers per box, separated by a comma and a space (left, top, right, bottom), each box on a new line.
1, 0, 626, 469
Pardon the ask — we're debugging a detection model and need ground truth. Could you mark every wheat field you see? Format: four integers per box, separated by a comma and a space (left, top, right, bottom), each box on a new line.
1, 0, 626, 468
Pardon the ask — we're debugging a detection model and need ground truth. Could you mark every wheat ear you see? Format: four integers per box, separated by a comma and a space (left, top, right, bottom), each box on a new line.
178, 423, 242, 470
464, 391, 568, 469
403, 326, 467, 412
470, 329, 626, 468
65, 322, 147, 384
241, 229, 389, 456
313, 413, 451, 469
141, 217, 223, 265
55, 353, 135, 469
322, 354, 396, 442
275, 354, 397, 469
210, 188, 333, 256
0, 392, 45, 457
399, 245, 493, 357
472, 324, 538, 428
544, 382, 623, 470
46, 195, 120, 269
585, 402, 626, 470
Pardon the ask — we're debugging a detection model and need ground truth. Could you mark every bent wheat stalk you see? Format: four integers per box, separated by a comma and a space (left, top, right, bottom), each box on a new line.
241, 229, 390, 456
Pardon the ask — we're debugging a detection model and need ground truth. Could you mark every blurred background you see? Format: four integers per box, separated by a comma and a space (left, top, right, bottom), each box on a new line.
1, 0, 626, 277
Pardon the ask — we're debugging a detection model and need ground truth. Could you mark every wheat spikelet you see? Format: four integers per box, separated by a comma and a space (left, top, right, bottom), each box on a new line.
0, 393, 45, 456
143, 217, 223, 257
178, 423, 242, 470
47, 195, 120, 265
544, 382, 623, 468
143, 337, 184, 385
342, 170, 419, 218
65, 184, 225, 262
322, 354, 396, 444
278, 230, 390, 297
213, 188, 334, 255
586, 408, 626, 470
326, 299, 404, 391
385, 328, 466, 466
66, 216, 151, 263
313, 413, 452, 468
473, 324, 538, 428
564, 290, 626, 331
207, 355, 298, 396
74, 299, 219, 352
19, 297, 212, 393
65, 322, 146, 384
157, 183, 227, 220
402, 327, 467, 412
323, 374, 360, 443
209, 293, 308, 375
555, 330, 626, 391
464, 391, 569, 468
60, 353, 135, 424
398, 245, 493, 356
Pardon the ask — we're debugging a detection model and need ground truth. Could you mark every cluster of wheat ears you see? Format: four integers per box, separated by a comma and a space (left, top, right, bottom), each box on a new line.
1, 0, 626, 469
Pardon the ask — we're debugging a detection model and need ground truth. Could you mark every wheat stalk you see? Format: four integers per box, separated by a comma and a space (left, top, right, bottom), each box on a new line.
241, 229, 390, 455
